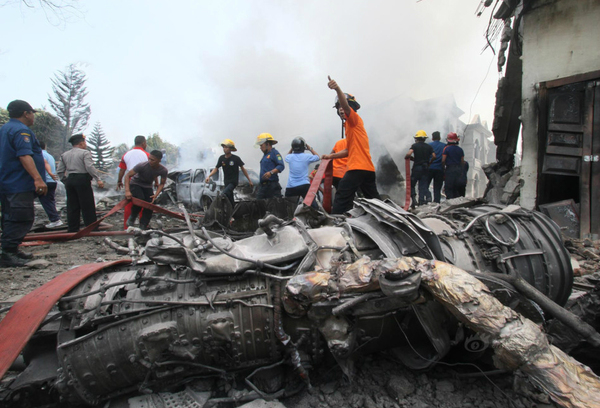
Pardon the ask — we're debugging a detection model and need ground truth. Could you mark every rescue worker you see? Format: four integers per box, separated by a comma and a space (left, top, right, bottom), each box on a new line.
322, 77, 380, 214
405, 130, 435, 207
39, 140, 63, 228
426, 131, 446, 204
255, 133, 285, 200
328, 136, 348, 189
116, 136, 150, 229
284, 137, 320, 200
0, 100, 47, 267
205, 139, 254, 206
124, 150, 168, 230
57, 134, 105, 232
442, 132, 466, 200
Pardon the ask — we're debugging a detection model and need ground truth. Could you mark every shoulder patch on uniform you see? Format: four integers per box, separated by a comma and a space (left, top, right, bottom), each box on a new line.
277, 155, 282, 161
21, 133, 31, 143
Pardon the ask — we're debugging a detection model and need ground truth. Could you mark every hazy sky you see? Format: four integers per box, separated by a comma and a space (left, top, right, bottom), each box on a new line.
1, 0, 501, 168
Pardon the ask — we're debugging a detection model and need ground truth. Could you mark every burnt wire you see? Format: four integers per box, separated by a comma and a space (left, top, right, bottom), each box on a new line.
483, 0, 500, 54
392, 314, 518, 408
60, 275, 197, 301
463, 51, 496, 138
94, 298, 274, 310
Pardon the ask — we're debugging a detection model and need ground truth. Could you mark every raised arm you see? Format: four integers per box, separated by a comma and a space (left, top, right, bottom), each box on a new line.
328, 76, 351, 117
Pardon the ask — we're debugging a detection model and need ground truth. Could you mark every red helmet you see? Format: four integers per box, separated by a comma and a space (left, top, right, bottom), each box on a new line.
446, 132, 459, 143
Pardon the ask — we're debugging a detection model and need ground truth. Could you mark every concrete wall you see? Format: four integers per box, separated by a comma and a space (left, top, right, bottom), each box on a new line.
520, 0, 600, 209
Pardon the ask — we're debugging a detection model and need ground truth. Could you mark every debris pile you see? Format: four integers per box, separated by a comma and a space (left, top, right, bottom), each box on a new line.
482, 163, 522, 205
565, 238, 600, 277
2, 198, 600, 408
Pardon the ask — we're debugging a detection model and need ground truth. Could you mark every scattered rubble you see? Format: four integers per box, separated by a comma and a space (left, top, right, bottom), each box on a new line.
565, 238, 600, 277
482, 163, 522, 205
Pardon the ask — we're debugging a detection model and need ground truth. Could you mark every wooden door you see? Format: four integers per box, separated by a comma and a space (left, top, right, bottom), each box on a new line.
538, 80, 596, 238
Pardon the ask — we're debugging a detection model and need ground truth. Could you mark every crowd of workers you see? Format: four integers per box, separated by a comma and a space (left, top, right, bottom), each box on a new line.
405, 129, 467, 208
0, 77, 467, 267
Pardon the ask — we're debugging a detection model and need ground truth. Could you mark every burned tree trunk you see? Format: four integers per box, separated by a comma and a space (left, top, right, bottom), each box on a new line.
411, 257, 600, 408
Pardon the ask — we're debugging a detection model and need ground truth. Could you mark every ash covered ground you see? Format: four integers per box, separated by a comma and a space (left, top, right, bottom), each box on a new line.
5, 196, 600, 408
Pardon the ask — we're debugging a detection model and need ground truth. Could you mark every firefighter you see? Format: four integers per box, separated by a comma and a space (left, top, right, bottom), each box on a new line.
405, 130, 435, 207
322, 77, 380, 214
328, 136, 348, 190
205, 139, 253, 206
255, 133, 285, 200
442, 132, 466, 199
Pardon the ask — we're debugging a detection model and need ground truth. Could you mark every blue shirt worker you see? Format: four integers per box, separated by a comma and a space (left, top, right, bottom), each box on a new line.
0, 100, 47, 267
255, 133, 285, 200
39, 140, 63, 228
427, 131, 446, 203
442, 132, 466, 200
284, 138, 320, 200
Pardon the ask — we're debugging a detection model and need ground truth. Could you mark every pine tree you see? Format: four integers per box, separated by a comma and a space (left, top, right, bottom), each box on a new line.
87, 122, 114, 173
48, 63, 91, 150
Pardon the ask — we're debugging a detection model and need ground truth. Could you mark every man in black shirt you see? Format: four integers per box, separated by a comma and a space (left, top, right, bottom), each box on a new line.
205, 139, 254, 205
405, 130, 435, 207
124, 150, 168, 230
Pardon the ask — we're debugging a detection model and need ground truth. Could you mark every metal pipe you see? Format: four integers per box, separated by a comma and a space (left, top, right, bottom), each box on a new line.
23, 231, 132, 241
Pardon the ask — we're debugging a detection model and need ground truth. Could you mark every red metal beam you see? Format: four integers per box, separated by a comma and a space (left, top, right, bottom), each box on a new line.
0, 259, 131, 379
303, 159, 333, 212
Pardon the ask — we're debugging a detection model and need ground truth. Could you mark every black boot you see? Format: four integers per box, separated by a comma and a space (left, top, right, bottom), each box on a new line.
16, 250, 33, 260
0, 251, 27, 267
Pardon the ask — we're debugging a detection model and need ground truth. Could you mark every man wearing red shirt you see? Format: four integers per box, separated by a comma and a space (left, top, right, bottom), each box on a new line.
117, 136, 150, 229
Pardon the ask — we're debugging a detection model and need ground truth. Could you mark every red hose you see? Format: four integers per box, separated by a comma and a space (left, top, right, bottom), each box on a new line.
404, 158, 411, 211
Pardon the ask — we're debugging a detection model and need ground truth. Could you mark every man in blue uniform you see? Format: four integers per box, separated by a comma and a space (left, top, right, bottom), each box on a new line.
427, 131, 446, 203
442, 132, 466, 199
0, 100, 47, 267
255, 133, 285, 199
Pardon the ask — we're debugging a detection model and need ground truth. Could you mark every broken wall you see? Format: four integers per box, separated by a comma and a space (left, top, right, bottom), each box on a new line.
520, 0, 600, 209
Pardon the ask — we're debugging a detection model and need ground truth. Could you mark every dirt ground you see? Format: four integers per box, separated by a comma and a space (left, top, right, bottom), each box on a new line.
0, 198, 564, 408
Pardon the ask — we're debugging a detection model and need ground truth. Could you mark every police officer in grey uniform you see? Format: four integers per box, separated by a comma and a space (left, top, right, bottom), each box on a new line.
56, 134, 105, 232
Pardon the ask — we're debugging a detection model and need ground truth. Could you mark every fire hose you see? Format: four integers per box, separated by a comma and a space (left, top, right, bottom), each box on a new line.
21, 198, 201, 243
404, 158, 411, 210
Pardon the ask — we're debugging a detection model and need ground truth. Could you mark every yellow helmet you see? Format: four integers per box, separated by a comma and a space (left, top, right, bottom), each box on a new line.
221, 138, 237, 151
254, 133, 278, 148
414, 130, 428, 139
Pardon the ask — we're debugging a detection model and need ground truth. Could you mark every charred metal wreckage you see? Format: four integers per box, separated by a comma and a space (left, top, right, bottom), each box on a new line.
2, 198, 600, 408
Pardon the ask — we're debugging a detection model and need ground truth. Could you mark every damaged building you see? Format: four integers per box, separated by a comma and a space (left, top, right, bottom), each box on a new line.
485, 0, 600, 238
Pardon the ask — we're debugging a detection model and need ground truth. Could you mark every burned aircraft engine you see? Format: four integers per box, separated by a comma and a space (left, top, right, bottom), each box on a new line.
2, 199, 574, 407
